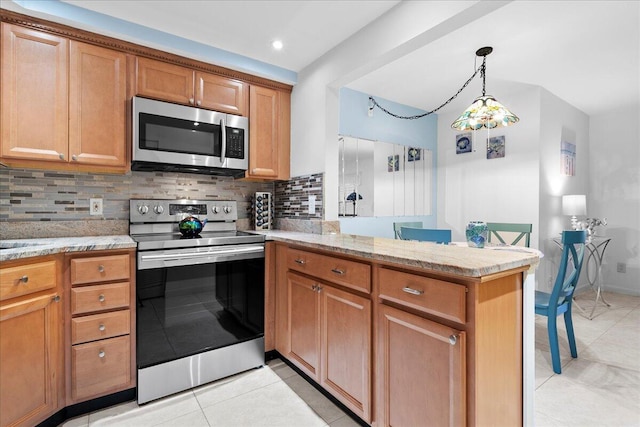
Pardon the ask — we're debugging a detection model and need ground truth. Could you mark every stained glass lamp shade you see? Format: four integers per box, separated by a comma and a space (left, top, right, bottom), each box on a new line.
451, 47, 519, 131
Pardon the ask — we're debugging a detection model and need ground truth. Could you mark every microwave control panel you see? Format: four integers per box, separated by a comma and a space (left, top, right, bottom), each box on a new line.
226, 128, 244, 159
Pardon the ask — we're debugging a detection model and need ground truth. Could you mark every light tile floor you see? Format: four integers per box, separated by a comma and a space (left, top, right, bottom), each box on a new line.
62, 291, 640, 427
535, 291, 640, 427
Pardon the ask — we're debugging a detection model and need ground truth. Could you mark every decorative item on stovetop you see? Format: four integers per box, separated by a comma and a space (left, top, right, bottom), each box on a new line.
466, 221, 488, 248
178, 215, 207, 237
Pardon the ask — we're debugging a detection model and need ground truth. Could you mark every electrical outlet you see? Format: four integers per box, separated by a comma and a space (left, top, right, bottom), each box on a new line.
90, 198, 103, 216
617, 262, 626, 273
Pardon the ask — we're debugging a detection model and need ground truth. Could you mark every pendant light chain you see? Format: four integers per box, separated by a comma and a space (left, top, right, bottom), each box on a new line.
481, 55, 487, 97
368, 63, 483, 120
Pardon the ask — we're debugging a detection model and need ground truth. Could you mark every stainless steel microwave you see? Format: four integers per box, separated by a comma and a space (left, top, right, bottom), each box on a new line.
132, 96, 248, 177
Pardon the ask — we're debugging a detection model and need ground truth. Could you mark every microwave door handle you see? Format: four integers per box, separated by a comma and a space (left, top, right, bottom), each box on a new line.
220, 117, 226, 164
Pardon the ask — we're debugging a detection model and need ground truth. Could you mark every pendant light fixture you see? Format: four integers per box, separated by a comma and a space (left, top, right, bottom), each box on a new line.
450, 47, 519, 131
368, 47, 519, 131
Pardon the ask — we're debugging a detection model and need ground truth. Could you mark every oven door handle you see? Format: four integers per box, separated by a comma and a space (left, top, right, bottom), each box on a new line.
139, 246, 264, 262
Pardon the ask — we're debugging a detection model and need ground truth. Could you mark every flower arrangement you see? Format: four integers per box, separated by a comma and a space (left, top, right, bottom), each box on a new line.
577, 217, 607, 237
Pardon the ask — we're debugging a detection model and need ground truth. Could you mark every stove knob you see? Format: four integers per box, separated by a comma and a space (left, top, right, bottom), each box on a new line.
137, 204, 149, 215
153, 205, 164, 214
224, 206, 232, 214
211, 206, 220, 214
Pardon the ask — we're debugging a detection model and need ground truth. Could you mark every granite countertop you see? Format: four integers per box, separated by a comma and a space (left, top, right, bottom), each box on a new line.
0, 236, 137, 262
260, 230, 541, 278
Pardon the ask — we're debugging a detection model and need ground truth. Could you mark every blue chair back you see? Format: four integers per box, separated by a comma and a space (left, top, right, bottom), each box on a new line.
393, 221, 422, 239
487, 222, 532, 247
400, 227, 452, 244
551, 230, 587, 306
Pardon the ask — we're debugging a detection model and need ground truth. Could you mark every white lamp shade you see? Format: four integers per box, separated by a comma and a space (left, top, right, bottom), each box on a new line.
562, 194, 587, 216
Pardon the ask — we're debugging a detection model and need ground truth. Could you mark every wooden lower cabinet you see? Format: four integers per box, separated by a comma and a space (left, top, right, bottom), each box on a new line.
0, 255, 63, 427
286, 271, 371, 422
377, 304, 465, 427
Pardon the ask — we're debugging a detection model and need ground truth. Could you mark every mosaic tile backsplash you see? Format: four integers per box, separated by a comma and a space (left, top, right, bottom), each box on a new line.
274, 173, 323, 219
0, 168, 326, 238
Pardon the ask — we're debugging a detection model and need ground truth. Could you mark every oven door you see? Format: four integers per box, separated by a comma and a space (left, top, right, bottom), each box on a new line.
136, 244, 264, 371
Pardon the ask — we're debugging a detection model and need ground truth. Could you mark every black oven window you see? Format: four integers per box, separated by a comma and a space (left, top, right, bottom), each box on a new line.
139, 113, 222, 157
136, 258, 264, 369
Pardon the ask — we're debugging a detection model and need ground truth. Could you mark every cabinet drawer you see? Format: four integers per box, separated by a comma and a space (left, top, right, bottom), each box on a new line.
71, 309, 130, 345
71, 282, 130, 315
287, 248, 371, 293
71, 335, 130, 401
0, 260, 57, 301
378, 268, 466, 323
70, 254, 130, 285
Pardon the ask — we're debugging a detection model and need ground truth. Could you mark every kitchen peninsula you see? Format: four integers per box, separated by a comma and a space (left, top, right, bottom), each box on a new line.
264, 230, 539, 426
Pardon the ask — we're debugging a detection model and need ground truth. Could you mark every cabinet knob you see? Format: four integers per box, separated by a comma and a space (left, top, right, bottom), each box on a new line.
331, 268, 345, 275
52, 295, 61, 302
19, 275, 29, 284
449, 335, 458, 346
98, 265, 105, 273
99, 324, 106, 331
294, 259, 305, 265
98, 294, 105, 302
189, 98, 195, 105
59, 153, 65, 160
98, 350, 105, 358
71, 154, 78, 161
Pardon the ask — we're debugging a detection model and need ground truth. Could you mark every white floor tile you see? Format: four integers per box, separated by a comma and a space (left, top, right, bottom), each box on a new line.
89, 391, 200, 426
283, 375, 347, 424
154, 410, 210, 427
202, 381, 327, 427
194, 366, 281, 409
61, 414, 89, 427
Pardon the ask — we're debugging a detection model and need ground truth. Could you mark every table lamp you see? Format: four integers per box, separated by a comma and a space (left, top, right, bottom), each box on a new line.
562, 194, 586, 230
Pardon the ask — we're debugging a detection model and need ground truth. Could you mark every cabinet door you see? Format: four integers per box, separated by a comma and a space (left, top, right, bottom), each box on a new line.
1, 23, 68, 162
196, 72, 247, 115
247, 85, 279, 178
377, 304, 466, 427
136, 57, 195, 105
287, 272, 320, 380
0, 292, 62, 427
69, 41, 127, 168
321, 286, 371, 422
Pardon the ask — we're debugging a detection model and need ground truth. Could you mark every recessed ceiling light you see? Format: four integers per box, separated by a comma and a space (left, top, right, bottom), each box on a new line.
272, 40, 283, 51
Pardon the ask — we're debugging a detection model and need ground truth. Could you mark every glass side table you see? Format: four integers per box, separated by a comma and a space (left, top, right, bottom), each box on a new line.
553, 235, 611, 319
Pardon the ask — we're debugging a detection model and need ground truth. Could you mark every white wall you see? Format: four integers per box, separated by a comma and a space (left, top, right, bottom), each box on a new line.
588, 106, 640, 295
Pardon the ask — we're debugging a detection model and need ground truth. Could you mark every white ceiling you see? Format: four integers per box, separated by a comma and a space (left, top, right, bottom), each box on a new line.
43, 1, 640, 116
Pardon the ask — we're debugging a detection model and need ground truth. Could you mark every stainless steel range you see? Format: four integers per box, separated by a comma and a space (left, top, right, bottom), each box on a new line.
130, 199, 266, 404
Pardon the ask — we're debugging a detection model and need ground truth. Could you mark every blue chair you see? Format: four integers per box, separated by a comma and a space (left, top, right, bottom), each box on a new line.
400, 227, 452, 244
393, 221, 422, 239
535, 230, 588, 374
487, 222, 533, 247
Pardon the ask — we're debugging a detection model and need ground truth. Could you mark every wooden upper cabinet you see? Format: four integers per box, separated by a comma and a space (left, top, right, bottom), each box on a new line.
136, 58, 248, 115
247, 85, 279, 179
196, 72, 247, 115
1, 23, 68, 162
136, 57, 195, 105
69, 41, 127, 167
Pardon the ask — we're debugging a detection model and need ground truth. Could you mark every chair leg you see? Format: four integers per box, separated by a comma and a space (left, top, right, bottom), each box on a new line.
548, 315, 562, 374
565, 305, 578, 359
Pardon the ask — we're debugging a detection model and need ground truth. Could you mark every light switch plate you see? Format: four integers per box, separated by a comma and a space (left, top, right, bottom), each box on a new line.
90, 198, 103, 215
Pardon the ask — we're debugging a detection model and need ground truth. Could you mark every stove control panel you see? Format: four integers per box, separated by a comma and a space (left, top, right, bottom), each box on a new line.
130, 199, 238, 223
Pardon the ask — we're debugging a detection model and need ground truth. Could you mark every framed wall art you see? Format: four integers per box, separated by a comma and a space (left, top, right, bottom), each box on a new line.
456, 133, 472, 154
487, 135, 505, 159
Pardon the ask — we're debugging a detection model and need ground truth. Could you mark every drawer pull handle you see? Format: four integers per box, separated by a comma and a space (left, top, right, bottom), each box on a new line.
449, 334, 458, 346
402, 287, 424, 296
294, 259, 306, 265
98, 265, 105, 273
98, 294, 106, 302
19, 275, 29, 284
331, 268, 345, 275
99, 324, 106, 331
98, 350, 105, 358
